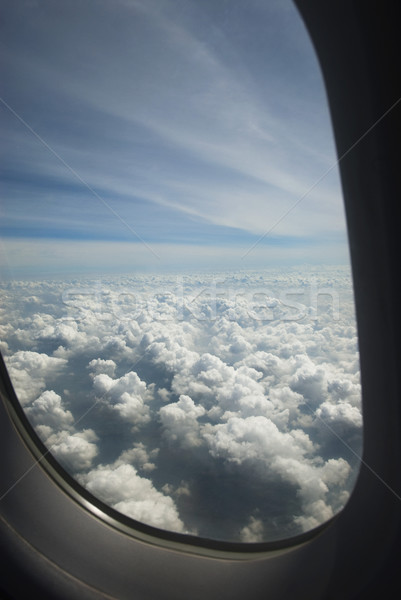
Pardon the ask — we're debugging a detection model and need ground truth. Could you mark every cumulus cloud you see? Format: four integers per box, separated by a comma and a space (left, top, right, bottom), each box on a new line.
117, 444, 159, 473
0, 339, 9, 354
240, 516, 264, 543
289, 359, 328, 407
316, 401, 362, 429
160, 394, 206, 448
4, 351, 67, 405
26, 390, 74, 430
88, 358, 117, 378
203, 416, 316, 465
93, 371, 151, 427
46, 429, 99, 472
0, 266, 362, 540
78, 461, 186, 533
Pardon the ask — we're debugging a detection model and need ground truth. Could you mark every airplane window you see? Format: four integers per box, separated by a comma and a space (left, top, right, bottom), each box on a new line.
0, 0, 362, 543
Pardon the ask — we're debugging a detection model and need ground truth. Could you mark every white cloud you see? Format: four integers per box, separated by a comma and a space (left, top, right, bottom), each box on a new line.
4, 350, 67, 405
93, 371, 151, 427
0, 339, 9, 354
46, 429, 98, 472
159, 394, 206, 448
117, 443, 159, 473
203, 416, 315, 466
240, 516, 264, 543
88, 358, 117, 378
203, 415, 351, 531
289, 360, 328, 407
0, 266, 362, 539
26, 390, 74, 430
315, 401, 363, 430
78, 462, 186, 533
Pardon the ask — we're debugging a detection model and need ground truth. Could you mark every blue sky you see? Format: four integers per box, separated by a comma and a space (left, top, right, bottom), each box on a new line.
0, 0, 349, 277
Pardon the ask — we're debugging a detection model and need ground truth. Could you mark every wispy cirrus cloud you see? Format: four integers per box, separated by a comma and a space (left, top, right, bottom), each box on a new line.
1, 0, 346, 268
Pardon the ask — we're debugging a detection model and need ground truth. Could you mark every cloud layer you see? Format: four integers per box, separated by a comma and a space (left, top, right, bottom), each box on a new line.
0, 266, 362, 540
